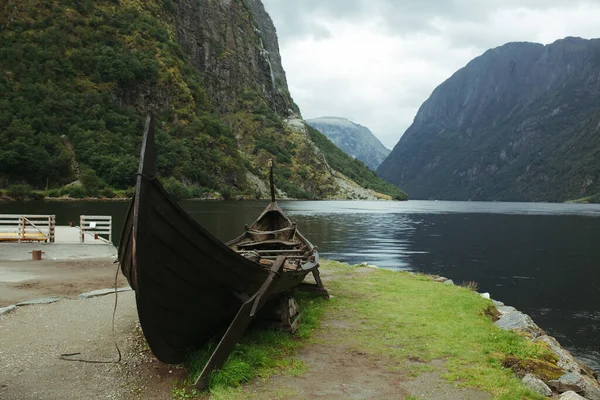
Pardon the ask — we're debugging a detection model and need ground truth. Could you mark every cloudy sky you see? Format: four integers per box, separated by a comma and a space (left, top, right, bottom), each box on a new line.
261, 0, 600, 149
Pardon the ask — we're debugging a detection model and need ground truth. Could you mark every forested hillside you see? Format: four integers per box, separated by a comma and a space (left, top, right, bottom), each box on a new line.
0, 0, 405, 200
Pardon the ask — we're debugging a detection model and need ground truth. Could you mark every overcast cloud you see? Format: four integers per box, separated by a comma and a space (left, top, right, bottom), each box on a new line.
261, 0, 600, 148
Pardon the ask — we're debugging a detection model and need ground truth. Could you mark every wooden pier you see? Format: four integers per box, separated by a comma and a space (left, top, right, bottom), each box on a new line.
0, 215, 55, 243
0, 214, 112, 245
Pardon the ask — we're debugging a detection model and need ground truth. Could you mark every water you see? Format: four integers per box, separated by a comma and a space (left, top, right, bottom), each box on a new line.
1, 199, 599, 371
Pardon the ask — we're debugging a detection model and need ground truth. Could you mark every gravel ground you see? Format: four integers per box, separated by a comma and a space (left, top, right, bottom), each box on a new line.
0, 292, 183, 400
0, 293, 137, 399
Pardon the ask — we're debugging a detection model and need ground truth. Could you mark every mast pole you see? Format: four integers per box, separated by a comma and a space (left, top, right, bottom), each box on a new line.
268, 159, 275, 203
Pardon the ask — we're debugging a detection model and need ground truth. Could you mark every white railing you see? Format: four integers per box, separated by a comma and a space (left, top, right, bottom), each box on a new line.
79, 215, 112, 244
0, 214, 55, 243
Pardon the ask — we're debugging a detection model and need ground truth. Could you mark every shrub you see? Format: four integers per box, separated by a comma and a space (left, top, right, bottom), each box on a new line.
162, 177, 191, 200
124, 186, 136, 198
80, 169, 102, 197
221, 187, 233, 200
100, 187, 116, 198
46, 188, 61, 197
7, 184, 32, 199
66, 185, 86, 198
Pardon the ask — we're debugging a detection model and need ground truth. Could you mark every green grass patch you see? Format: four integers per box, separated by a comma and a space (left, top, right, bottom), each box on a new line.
172, 294, 328, 399
319, 261, 552, 399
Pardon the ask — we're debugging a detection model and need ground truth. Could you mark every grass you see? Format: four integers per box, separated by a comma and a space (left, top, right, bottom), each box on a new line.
172, 294, 328, 399
174, 261, 558, 399
321, 261, 552, 399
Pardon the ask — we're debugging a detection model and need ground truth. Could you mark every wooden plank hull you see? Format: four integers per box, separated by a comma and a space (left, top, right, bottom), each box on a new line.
118, 114, 320, 364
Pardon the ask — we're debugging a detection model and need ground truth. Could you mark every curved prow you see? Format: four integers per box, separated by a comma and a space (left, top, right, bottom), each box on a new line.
138, 112, 157, 177
268, 159, 275, 203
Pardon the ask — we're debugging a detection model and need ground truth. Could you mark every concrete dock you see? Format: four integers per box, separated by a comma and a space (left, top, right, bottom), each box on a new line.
0, 226, 117, 261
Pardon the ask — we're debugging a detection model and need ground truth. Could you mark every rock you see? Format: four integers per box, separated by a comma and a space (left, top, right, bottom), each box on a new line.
549, 373, 583, 393
537, 335, 582, 373
562, 372, 586, 386
579, 375, 600, 400
434, 276, 447, 282
16, 297, 60, 306
559, 391, 588, 400
494, 312, 543, 336
497, 305, 517, 315
0, 305, 17, 315
522, 373, 552, 396
443, 279, 454, 285
479, 292, 491, 299
492, 299, 505, 307
78, 287, 132, 300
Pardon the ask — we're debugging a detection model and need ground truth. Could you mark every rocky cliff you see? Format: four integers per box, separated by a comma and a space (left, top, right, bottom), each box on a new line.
173, 0, 298, 117
306, 117, 391, 170
377, 37, 600, 201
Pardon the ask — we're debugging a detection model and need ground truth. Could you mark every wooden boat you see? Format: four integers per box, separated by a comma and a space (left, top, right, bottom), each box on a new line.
118, 113, 327, 388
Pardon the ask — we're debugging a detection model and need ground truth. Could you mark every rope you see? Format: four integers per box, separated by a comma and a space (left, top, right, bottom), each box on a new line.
58, 260, 122, 364
135, 172, 157, 180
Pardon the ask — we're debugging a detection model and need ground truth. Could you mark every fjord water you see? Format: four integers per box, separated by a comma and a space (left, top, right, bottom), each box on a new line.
2, 200, 599, 371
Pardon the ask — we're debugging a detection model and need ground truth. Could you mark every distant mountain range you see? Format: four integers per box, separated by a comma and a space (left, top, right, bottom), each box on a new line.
306, 117, 390, 170
377, 37, 600, 202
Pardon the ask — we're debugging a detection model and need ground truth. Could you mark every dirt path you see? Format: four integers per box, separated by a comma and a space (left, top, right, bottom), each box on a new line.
0, 259, 129, 307
244, 318, 490, 400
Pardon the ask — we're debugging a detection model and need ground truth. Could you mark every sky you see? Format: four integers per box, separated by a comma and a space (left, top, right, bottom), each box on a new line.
261, 0, 600, 149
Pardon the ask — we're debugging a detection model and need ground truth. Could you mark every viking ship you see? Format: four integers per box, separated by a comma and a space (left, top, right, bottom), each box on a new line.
118, 113, 327, 388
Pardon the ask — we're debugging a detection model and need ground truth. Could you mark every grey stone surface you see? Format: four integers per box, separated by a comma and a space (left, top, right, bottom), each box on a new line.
549, 378, 583, 394
494, 311, 541, 336
16, 297, 60, 306
0, 305, 17, 315
434, 276, 447, 282
78, 287, 132, 300
443, 279, 454, 285
497, 305, 517, 315
537, 335, 582, 373
561, 372, 585, 386
492, 299, 504, 307
522, 373, 552, 396
581, 376, 600, 400
479, 292, 490, 299
559, 391, 588, 400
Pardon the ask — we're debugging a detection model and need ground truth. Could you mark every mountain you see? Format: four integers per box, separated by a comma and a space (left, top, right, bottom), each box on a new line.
0, 0, 405, 200
377, 37, 600, 202
306, 117, 391, 170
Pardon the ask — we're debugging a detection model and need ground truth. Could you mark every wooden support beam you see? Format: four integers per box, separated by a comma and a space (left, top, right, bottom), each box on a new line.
194, 255, 286, 390
297, 268, 329, 299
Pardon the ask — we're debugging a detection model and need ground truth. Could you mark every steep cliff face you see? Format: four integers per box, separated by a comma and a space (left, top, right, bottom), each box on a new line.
307, 117, 391, 170
378, 37, 600, 201
173, 0, 298, 117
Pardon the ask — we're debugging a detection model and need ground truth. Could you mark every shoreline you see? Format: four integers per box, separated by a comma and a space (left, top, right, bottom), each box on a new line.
362, 262, 600, 378
432, 273, 600, 392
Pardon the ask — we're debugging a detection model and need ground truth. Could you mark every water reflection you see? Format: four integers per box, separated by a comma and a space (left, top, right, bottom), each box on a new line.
289, 213, 416, 269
